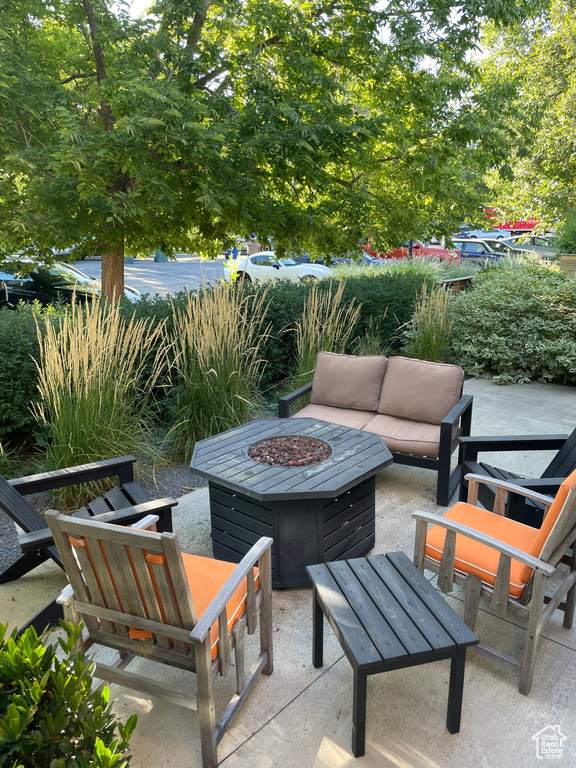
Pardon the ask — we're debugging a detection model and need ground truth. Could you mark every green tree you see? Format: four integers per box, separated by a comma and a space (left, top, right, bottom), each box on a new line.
481, 0, 576, 225
0, 0, 532, 298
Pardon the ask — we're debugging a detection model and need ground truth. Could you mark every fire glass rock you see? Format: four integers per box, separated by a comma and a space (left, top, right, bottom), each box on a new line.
248, 435, 332, 466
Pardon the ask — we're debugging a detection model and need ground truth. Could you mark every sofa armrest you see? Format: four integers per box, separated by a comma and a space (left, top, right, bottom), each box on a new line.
278, 382, 313, 418
439, 394, 473, 453
8, 455, 137, 495
459, 434, 569, 464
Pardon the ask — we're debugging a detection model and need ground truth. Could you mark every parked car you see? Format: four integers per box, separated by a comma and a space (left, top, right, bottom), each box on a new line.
0, 258, 141, 305
364, 239, 460, 260
223, 251, 333, 283
504, 235, 559, 258
455, 228, 510, 240
451, 239, 503, 264
469, 238, 520, 256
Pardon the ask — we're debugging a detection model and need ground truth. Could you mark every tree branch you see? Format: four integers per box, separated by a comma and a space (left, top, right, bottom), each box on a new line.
59, 71, 97, 84
81, 0, 115, 131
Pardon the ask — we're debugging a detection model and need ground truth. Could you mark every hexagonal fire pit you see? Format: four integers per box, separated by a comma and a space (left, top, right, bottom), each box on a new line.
190, 418, 393, 587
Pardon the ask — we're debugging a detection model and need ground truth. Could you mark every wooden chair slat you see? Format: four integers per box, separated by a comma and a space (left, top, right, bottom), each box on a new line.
234, 615, 246, 695
217, 608, 231, 676
490, 554, 511, 618
128, 548, 172, 650
74, 537, 121, 636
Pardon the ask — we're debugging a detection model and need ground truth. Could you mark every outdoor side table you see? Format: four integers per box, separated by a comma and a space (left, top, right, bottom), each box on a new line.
307, 551, 478, 758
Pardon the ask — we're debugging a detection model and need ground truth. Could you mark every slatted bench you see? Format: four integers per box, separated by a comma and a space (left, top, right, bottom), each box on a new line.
307, 551, 478, 757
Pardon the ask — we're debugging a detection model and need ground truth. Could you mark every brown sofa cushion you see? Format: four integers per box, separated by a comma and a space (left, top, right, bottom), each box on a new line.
293, 403, 375, 430
363, 414, 441, 458
310, 352, 387, 412
377, 356, 464, 425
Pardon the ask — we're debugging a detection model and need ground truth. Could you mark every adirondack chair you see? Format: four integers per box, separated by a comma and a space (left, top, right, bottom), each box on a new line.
46, 511, 273, 768
413, 470, 576, 694
0, 456, 177, 631
458, 428, 576, 527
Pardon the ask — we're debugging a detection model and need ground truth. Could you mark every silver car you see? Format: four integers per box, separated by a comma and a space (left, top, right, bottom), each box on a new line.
504, 235, 558, 258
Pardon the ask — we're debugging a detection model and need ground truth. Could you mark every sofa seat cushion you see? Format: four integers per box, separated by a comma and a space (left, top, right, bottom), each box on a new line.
425, 502, 540, 598
293, 403, 375, 430
377, 356, 464, 425
310, 351, 387, 411
363, 414, 440, 458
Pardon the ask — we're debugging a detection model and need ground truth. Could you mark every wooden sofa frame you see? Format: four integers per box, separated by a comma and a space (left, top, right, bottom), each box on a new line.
279, 381, 473, 506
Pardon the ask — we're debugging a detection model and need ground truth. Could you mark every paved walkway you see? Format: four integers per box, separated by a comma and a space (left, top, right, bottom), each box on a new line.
2, 378, 576, 767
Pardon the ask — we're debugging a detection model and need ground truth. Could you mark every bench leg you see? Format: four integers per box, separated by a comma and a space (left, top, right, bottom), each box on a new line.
352, 668, 368, 757
446, 648, 467, 734
312, 589, 324, 668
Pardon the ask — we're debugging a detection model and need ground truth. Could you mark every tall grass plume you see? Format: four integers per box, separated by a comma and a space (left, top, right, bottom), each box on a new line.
168, 284, 270, 459
402, 283, 454, 362
34, 299, 168, 507
294, 281, 361, 385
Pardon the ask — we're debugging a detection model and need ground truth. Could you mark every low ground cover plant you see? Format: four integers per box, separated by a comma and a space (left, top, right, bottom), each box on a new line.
0, 622, 137, 768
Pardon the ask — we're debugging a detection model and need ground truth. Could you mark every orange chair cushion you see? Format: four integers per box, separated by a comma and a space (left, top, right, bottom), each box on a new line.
181, 553, 259, 659
425, 502, 540, 598
529, 469, 576, 557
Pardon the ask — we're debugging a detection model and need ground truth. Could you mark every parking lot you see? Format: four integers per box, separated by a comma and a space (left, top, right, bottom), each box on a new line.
75, 253, 227, 297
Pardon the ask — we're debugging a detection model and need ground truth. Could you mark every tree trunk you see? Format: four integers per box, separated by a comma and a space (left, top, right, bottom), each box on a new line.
101, 238, 125, 301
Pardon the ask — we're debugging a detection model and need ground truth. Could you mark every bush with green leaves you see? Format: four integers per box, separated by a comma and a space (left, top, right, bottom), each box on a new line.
0, 622, 137, 768
0, 304, 67, 438
556, 212, 576, 256
449, 255, 576, 383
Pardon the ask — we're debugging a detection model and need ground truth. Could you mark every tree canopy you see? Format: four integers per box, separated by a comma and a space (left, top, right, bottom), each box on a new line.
481, 0, 576, 226
0, 0, 533, 296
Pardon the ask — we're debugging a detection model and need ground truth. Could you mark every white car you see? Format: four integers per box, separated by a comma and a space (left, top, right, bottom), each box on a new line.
223, 251, 333, 283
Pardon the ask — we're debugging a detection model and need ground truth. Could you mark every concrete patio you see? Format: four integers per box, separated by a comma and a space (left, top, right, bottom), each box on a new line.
2, 378, 576, 767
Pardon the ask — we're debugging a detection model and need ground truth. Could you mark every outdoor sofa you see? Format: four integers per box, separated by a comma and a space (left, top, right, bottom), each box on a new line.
279, 352, 473, 506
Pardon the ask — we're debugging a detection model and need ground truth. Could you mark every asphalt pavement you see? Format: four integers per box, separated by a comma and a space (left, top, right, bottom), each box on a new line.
75, 253, 227, 297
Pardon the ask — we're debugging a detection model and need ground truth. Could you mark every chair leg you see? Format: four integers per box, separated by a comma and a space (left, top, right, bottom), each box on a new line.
258, 546, 273, 675
519, 573, 547, 696
196, 639, 218, 768
563, 545, 576, 629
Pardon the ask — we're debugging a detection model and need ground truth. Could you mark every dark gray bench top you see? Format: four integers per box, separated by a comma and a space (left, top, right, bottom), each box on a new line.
190, 418, 393, 501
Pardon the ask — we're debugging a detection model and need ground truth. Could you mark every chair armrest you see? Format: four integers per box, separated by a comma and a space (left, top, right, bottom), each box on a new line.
459, 434, 569, 464
412, 510, 555, 576
18, 498, 177, 552
441, 394, 473, 428
465, 473, 555, 507
9, 455, 137, 495
278, 382, 313, 418
190, 536, 273, 643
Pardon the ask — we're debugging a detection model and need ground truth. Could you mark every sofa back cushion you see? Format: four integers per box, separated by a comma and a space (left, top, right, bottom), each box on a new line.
310, 352, 388, 412
377, 356, 464, 425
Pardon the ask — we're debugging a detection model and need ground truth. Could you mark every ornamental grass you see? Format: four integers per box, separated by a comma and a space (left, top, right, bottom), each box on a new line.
167, 283, 270, 459
34, 298, 168, 507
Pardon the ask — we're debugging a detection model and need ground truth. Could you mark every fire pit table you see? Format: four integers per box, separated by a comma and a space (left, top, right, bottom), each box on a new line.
190, 418, 393, 587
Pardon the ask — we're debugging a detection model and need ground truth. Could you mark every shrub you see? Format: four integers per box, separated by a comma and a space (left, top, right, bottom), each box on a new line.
0, 304, 67, 438
402, 283, 454, 362
0, 622, 137, 768
555, 212, 576, 256
33, 299, 168, 506
167, 284, 270, 459
294, 281, 361, 385
450, 255, 576, 383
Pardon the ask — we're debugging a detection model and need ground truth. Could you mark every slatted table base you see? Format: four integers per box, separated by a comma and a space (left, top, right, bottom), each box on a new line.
210, 477, 376, 587
307, 552, 478, 757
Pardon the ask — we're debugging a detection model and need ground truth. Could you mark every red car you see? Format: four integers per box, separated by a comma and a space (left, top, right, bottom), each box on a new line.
363, 239, 460, 260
